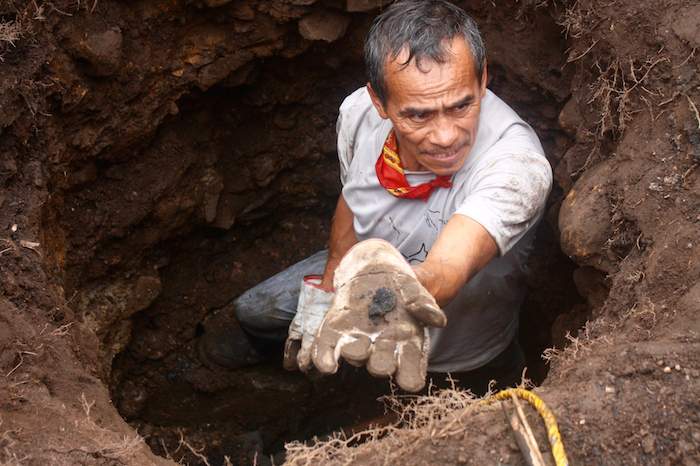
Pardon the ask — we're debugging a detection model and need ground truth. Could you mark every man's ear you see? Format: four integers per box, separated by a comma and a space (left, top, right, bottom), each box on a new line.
367, 82, 389, 120
480, 60, 488, 97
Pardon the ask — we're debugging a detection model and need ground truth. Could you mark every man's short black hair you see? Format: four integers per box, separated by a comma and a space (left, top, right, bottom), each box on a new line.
364, 0, 486, 104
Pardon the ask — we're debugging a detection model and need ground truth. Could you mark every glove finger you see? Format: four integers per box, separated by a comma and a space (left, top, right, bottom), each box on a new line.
340, 333, 371, 366
395, 340, 427, 392
296, 338, 314, 372
283, 338, 301, 371
374, 320, 417, 340
366, 339, 397, 377
311, 325, 343, 374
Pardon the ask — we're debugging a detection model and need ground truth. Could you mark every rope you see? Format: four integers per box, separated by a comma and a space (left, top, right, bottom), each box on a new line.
487, 388, 569, 466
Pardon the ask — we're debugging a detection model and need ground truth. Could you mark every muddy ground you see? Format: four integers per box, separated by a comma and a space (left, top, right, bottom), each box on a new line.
0, 0, 698, 465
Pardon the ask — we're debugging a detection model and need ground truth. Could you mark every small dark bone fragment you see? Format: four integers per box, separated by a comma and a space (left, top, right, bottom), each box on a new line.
368, 287, 396, 320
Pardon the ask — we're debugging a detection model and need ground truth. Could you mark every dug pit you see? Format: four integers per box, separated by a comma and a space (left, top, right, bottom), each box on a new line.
2, 0, 698, 464
32, 1, 590, 464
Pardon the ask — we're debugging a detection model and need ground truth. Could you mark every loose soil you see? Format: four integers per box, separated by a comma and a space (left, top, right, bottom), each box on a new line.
0, 0, 698, 465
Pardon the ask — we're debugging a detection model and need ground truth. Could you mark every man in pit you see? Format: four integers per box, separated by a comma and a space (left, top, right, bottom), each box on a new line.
200, 0, 552, 394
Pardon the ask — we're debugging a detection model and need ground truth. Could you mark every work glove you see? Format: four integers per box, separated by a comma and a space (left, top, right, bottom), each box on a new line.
283, 275, 334, 371
311, 239, 447, 392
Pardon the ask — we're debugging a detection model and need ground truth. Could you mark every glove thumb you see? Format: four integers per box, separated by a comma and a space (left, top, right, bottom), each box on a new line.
397, 274, 447, 328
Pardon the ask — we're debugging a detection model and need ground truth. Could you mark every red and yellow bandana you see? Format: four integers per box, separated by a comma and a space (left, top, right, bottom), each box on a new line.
375, 130, 452, 201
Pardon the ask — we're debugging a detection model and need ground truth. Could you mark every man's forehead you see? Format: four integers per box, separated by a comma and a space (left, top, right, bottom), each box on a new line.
382, 37, 479, 105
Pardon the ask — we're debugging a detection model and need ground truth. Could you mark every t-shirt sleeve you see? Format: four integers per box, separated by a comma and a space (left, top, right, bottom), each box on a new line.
454, 149, 552, 255
336, 87, 376, 185
336, 98, 353, 186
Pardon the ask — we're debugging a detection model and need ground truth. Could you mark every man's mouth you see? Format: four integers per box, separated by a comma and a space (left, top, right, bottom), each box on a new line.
427, 151, 458, 160
422, 142, 468, 164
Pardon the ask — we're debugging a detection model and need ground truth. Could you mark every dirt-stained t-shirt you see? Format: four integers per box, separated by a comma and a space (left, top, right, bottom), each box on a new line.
337, 86, 552, 373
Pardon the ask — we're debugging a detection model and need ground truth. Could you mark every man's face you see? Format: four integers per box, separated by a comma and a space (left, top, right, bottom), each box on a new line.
369, 37, 487, 176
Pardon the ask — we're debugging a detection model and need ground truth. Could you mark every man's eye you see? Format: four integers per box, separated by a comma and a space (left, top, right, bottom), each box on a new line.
410, 112, 430, 122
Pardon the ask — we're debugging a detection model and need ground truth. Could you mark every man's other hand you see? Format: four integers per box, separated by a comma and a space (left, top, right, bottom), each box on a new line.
283, 276, 334, 371
310, 239, 446, 392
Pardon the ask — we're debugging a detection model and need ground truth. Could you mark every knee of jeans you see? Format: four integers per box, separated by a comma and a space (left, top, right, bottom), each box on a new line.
234, 301, 259, 328
233, 299, 283, 331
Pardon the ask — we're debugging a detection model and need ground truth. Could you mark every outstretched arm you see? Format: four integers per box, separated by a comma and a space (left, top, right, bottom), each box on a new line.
319, 193, 358, 291
413, 214, 498, 307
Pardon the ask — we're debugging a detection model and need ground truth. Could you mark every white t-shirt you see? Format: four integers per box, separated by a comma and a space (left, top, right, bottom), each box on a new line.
337, 86, 552, 372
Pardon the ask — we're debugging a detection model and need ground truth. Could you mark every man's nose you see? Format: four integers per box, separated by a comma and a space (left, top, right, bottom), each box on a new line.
428, 116, 460, 148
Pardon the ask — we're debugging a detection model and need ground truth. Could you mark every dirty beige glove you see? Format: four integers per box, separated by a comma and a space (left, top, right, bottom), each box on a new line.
311, 239, 447, 392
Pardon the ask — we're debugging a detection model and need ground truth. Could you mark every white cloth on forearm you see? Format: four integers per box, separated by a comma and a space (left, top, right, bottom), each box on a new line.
336, 87, 552, 373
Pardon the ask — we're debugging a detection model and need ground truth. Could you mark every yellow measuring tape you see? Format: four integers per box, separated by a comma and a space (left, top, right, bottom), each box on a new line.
488, 388, 569, 466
